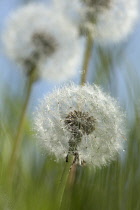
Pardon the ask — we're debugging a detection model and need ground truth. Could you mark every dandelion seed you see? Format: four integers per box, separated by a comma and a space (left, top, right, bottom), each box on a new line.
34, 84, 126, 168
3, 3, 82, 81
53, 0, 138, 43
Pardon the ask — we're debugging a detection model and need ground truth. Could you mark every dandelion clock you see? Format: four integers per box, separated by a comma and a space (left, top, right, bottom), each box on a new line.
34, 84, 126, 168
3, 3, 82, 82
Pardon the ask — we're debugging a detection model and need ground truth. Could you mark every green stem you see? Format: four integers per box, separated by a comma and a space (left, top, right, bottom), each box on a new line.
80, 34, 94, 86
8, 74, 34, 179
56, 155, 74, 210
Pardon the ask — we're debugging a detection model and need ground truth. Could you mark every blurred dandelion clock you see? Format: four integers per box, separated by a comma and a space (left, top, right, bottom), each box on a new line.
3, 3, 82, 82
90, 0, 139, 43
54, 0, 138, 43
34, 84, 126, 167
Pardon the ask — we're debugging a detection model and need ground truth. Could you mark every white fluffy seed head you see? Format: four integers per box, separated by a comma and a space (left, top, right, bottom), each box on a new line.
91, 0, 139, 43
34, 84, 126, 168
53, 0, 139, 43
3, 3, 83, 82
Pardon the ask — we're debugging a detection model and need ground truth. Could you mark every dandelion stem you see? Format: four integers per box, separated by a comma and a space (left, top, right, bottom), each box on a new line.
66, 33, 93, 195
64, 33, 94, 205
56, 155, 74, 210
80, 33, 93, 85
8, 73, 34, 179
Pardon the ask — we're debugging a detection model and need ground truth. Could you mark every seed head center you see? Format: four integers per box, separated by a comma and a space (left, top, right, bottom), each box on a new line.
32, 32, 58, 57
23, 32, 58, 74
65, 110, 96, 138
83, 0, 111, 8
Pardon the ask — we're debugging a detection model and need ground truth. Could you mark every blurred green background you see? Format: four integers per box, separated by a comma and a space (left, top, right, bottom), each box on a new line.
0, 0, 140, 209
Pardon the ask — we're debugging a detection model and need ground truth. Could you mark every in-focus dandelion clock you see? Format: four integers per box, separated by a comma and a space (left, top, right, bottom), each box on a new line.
34, 84, 126, 168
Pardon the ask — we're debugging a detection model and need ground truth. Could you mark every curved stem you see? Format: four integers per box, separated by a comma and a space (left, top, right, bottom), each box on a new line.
80, 34, 94, 86
56, 155, 74, 210
8, 75, 34, 179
